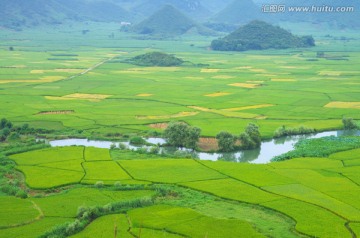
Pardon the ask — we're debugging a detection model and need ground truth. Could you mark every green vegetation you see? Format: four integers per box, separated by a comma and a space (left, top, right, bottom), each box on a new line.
0, 158, 28, 198
0, 15, 360, 238
342, 117, 358, 130
0, 197, 40, 228
82, 161, 131, 182
212, 20, 315, 51
1, 145, 360, 237
127, 52, 184, 67
0, 24, 358, 139
69, 214, 132, 238
216, 123, 261, 152
128, 205, 265, 238
84, 147, 111, 161
164, 122, 201, 149
119, 159, 226, 183
274, 125, 316, 138
39, 197, 154, 238
216, 131, 235, 152
0, 218, 73, 238
272, 136, 360, 161
239, 123, 261, 149
129, 136, 146, 145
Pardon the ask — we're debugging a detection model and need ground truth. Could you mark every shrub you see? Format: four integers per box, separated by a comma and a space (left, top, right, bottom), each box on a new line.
15, 190, 28, 199
118, 143, 127, 150
136, 147, 148, 154
149, 145, 160, 154
174, 150, 192, 158
102, 204, 113, 213
130, 136, 146, 145
77, 206, 88, 219
1, 184, 18, 196
274, 125, 315, 138
342, 117, 358, 130
94, 181, 104, 188
114, 181, 122, 188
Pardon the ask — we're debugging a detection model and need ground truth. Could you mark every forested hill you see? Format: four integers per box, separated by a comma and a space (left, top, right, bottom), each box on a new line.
132, 5, 213, 37
211, 0, 263, 24
211, 20, 315, 51
131, 0, 211, 21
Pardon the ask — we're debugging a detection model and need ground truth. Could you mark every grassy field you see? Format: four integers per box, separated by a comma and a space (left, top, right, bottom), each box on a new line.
0, 23, 359, 139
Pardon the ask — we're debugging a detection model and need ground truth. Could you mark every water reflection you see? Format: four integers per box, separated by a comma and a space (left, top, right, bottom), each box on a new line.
49, 130, 359, 164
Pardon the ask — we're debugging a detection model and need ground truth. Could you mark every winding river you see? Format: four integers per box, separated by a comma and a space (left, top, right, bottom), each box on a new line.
49, 130, 360, 164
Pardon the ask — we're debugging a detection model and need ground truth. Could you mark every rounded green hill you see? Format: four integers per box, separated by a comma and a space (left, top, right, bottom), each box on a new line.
128, 52, 184, 67
211, 20, 315, 51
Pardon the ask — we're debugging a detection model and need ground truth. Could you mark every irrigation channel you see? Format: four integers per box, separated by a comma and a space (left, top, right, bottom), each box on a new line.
49, 130, 360, 164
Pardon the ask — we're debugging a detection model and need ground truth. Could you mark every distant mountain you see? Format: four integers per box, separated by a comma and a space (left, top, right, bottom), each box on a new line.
199, 0, 233, 13
211, 20, 315, 51
0, 0, 131, 30
0, 0, 68, 29
132, 5, 213, 37
212, 0, 264, 25
59, 0, 131, 22
131, 0, 211, 22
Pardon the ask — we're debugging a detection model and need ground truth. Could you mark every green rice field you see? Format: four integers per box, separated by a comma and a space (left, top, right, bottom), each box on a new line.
1, 21, 360, 238
1, 145, 360, 238
0, 23, 359, 138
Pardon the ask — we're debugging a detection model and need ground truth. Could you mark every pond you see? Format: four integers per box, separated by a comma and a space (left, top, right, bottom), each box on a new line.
49, 130, 360, 164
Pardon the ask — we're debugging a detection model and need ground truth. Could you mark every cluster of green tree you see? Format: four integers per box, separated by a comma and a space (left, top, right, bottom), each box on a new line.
274, 125, 316, 138
163, 122, 201, 150
0, 118, 34, 142
216, 123, 261, 152
211, 20, 315, 52
342, 117, 358, 130
128, 52, 184, 67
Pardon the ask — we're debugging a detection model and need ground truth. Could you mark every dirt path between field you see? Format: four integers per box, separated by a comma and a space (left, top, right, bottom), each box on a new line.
64, 54, 119, 81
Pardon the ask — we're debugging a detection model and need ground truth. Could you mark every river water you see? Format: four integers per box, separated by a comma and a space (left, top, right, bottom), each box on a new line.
49, 130, 360, 164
